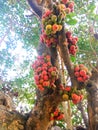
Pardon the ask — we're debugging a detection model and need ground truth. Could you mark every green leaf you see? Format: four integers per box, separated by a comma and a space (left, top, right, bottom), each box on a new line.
70, 55, 76, 62
66, 12, 76, 18
95, 15, 98, 21
66, 18, 78, 25
87, 4, 96, 12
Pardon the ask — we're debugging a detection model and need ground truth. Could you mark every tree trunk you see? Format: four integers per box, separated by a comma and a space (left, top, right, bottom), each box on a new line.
0, 92, 26, 130
86, 67, 98, 130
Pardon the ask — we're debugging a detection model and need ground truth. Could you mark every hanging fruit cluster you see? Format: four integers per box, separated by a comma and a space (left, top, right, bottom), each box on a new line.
40, 30, 57, 47
65, 31, 78, 55
32, 55, 58, 91
61, 0, 74, 12
40, 0, 75, 47
60, 85, 84, 104
74, 64, 91, 83
50, 108, 64, 121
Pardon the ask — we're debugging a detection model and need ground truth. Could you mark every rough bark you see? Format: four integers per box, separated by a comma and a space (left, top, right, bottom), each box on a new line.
0, 92, 27, 130
27, 0, 42, 18
26, 88, 63, 130
86, 64, 98, 130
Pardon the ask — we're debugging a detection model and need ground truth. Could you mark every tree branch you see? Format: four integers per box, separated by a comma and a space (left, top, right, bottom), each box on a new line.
0, 26, 12, 44
58, 29, 78, 87
0, 92, 26, 130
0, 108, 26, 130
27, 0, 42, 18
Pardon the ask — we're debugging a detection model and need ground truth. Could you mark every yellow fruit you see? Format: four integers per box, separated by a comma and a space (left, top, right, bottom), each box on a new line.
46, 24, 52, 31
62, 94, 69, 101
58, 25, 62, 31
83, 67, 88, 73
58, 4, 65, 11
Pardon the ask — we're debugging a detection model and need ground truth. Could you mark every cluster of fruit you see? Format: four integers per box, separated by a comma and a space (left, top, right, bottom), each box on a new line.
50, 108, 64, 121
61, 0, 74, 13
41, 9, 63, 47
60, 85, 84, 104
32, 55, 58, 91
74, 64, 91, 83
40, 30, 57, 47
65, 31, 78, 56
40, 0, 75, 47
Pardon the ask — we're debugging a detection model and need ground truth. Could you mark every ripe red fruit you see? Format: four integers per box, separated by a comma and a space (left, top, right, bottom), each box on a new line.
72, 100, 79, 104
68, 2, 74, 9
57, 114, 64, 120
66, 31, 72, 38
47, 62, 51, 66
83, 75, 89, 81
43, 81, 50, 87
43, 75, 49, 81
79, 64, 84, 68
74, 37, 78, 42
79, 70, 86, 77
54, 111, 58, 116
36, 67, 42, 72
72, 93, 80, 104
72, 38, 77, 45
70, 45, 75, 51
42, 67, 47, 71
72, 93, 79, 100
70, 50, 76, 55
48, 67, 54, 72
77, 77, 84, 82
74, 66, 80, 72
43, 63, 48, 67
42, 10, 51, 18
37, 55, 43, 60
53, 67, 57, 71
46, 55, 50, 60
35, 80, 39, 85
80, 95, 84, 100
65, 86, 71, 91
34, 75, 39, 81
42, 70, 47, 75
75, 45, 78, 50
74, 72, 80, 77
50, 117, 54, 120
52, 24, 59, 32
32, 63, 36, 69
62, 0, 69, 4
38, 85, 44, 91
39, 79, 44, 84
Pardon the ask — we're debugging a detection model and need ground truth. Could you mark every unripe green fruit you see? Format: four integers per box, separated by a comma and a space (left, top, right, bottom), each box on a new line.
51, 71, 56, 76
51, 15, 57, 22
